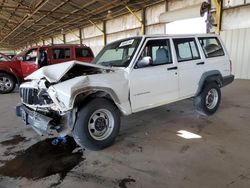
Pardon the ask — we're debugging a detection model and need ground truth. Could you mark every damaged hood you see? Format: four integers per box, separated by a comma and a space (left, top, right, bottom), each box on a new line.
25, 60, 115, 83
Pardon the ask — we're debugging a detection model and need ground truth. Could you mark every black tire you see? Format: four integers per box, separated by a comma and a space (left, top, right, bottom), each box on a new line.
194, 82, 221, 116
72, 98, 120, 150
0, 73, 16, 94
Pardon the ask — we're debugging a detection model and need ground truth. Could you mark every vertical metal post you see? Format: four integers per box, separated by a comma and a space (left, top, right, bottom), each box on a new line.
63, 34, 66, 44
141, 8, 146, 35
79, 28, 83, 45
89, 20, 106, 46
103, 20, 107, 45
42, 40, 45, 45
51, 37, 54, 45
213, 0, 223, 34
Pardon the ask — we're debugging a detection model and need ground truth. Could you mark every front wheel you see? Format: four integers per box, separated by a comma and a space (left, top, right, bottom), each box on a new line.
72, 98, 120, 150
194, 82, 221, 116
0, 73, 16, 94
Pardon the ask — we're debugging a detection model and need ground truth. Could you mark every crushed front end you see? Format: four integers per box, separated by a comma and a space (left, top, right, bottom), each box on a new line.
15, 80, 75, 136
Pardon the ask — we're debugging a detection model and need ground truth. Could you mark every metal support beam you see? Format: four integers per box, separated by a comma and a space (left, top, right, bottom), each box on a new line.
0, 0, 49, 43
79, 28, 83, 45
141, 8, 146, 35
213, 0, 223, 34
42, 40, 45, 45
51, 37, 54, 45
165, 0, 168, 11
103, 21, 107, 45
63, 34, 66, 44
125, 5, 145, 35
88, 20, 106, 45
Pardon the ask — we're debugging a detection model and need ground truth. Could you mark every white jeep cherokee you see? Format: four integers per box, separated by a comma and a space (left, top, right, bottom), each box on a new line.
16, 34, 234, 150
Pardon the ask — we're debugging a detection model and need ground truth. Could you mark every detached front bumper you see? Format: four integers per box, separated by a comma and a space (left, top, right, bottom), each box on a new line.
16, 104, 53, 135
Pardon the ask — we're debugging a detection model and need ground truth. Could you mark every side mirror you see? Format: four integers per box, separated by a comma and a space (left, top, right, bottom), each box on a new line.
136, 56, 152, 68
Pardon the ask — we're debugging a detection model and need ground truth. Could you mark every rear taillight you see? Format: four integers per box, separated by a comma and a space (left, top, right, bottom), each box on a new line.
230, 60, 232, 74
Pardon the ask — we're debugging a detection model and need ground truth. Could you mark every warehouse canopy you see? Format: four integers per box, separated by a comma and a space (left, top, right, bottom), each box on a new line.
0, 0, 163, 49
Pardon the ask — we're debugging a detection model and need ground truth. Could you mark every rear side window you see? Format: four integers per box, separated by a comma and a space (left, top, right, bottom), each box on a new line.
53, 48, 70, 59
173, 38, 200, 62
198, 37, 225, 58
75, 48, 93, 58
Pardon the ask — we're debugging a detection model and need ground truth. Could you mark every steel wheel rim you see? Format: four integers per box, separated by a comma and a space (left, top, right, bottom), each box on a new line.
0, 76, 13, 91
206, 88, 218, 110
88, 109, 114, 141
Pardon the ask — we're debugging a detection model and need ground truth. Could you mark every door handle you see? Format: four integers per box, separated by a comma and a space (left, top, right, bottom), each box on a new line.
196, 62, 205, 65
167, 66, 178, 70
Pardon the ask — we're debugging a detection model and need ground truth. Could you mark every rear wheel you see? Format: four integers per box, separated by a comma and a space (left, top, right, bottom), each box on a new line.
72, 98, 120, 150
0, 73, 16, 94
194, 82, 221, 116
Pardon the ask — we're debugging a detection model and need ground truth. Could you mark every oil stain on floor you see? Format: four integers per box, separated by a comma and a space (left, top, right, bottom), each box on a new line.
0, 135, 26, 146
0, 136, 84, 180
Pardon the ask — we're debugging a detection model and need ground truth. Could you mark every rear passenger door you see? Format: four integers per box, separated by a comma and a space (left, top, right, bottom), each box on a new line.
51, 47, 71, 64
173, 37, 205, 98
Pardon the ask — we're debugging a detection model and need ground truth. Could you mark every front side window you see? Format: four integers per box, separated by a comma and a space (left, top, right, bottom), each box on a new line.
137, 39, 172, 67
53, 48, 71, 59
198, 37, 225, 58
173, 38, 200, 62
24, 49, 38, 62
92, 37, 141, 67
75, 48, 93, 58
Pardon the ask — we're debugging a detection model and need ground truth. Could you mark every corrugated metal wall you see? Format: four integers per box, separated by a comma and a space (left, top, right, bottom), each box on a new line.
221, 28, 250, 79
221, 5, 250, 79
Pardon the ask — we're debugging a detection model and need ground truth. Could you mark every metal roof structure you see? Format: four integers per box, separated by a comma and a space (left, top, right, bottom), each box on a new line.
0, 0, 164, 50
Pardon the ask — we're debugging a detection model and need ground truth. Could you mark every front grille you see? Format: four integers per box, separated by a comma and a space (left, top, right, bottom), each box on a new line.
20, 88, 53, 105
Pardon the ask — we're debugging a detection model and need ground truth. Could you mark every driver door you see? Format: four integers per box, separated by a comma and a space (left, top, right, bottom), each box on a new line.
129, 38, 179, 113
21, 48, 38, 77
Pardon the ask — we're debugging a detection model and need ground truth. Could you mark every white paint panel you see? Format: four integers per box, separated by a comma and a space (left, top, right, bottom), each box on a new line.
37, 40, 43, 46
53, 35, 64, 44
83, 23, 103, 38
107, 29, 140, 44
66, 40, 80, 44
44, 38, 52, 45
66, 30, 79, 43
221, 28, 250, 79
146, 24, 165, 34
222, 5, 250, 30
224, 0, 245, 7
168, 0, 204, 11
106, 11, 141, 34
82, 35, 103, 55
146, 2, 166, 25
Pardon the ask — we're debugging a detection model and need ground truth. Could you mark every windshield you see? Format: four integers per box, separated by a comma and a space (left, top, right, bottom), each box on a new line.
0, 54, 10, 62
13, 50, 28, 60
92, 37, 142, 67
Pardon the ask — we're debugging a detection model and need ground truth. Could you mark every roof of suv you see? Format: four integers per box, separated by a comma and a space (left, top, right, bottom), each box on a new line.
141, 33, 218, 38
29, 44, 91, 49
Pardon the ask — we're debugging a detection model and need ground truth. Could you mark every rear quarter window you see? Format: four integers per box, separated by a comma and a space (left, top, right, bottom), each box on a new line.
198, 37, 225, 58
75, 48, 93, 58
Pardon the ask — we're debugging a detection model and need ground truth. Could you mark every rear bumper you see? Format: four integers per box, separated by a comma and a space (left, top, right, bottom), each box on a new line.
222, 75, 234, 87
16, 103, 53, 135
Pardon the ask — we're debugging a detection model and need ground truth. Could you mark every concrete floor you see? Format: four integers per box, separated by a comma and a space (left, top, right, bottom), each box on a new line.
0, 80, 250, 188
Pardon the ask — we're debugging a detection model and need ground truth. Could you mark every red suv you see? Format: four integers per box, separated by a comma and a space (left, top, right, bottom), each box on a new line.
0, 44, 94, 94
